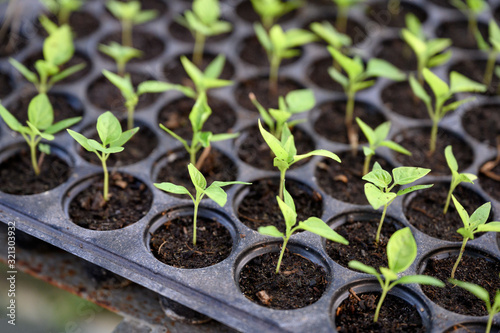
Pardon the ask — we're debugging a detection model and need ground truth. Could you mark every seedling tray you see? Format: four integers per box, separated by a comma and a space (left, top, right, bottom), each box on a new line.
1, 0, 500, 332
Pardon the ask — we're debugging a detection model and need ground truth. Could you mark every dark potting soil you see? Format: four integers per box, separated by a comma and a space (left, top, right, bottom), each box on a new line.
23, 50, 92, 84
168, 21, 232, 44
405, 183, 491, 242
479, 159, 500, 202
366, 1, 427, 28
421, 252, 500, 316
374, 38, 417, 71
35, 11, 100, 39
234, 76, 303, 112
335, 291, 426, 333
236, 125, 315, 171
381, 81, 441, 119
238, 250, 328, 310
106, 0, 168, 20
163, 53, 235, 85
0, 26, 27, 57
158, 96, 236, 140
313, 100, 386, 144
68, 173, 152, 231
450, 59, 500, 96
98, 30, 165, 63
78, 124, 158, 167
326, 214, 399, 269
307, 57, 344, 92
0, 150, 70, 195
87, 71, 159, 112
235, 0, 298, 24
149, 215, 232, 269
8, 91, 84, 125
428, 0, 457, 9
0, 71, 13, 98
238, 35, 301, 68
236, 178, 323, 233
315, 151, 393, 205
392, 127, 473, 175
436, 21, 488, 50
155, 148, 238, 196
462, 104, 500, 147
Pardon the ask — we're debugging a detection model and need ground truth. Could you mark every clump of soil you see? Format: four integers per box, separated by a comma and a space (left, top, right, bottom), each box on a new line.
462, 104, 500, 147
392, 127, 473, 175
236, 178, 322, 233
436, 21, 488, 50
150, 214, 232, 268
98, 30, 165, 62
450, 59, 500, 96
315, 151, 393, 205
335, 290, 426, 332
238, 250, 328, 309
405, 183, 491, 242
421, 252, 500, 316
326, 214, 400, 269
68, 173, 152, 231
375, 38, 417, 71
366, 1, 427, 28
313, 100, 386, 144
0, 150, 70, 195
237, 125, 315, 170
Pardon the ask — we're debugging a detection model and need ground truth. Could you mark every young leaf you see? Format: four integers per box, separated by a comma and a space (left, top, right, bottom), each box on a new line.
387, 227, 417, 273
258, 225, 285, 238
392, 167, 431, 185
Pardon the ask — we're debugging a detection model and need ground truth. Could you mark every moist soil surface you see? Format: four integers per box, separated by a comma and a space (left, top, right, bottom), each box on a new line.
405, 183, 490, 242
366, 1, 427, 28
236, 178, 323, 233
392, 127, 473, 175
375, 38, 417, 71
236, 125, 315, 171
8, 90, 83, 125
0, 71, 13, 98
436, 21, 488, 50
313, 101, 386, 144
239, 35, 300, 67
462, 104, 500, 147
326, 213, 400, 269
68, 173, 152, 231
235, 77, 303, 111
79, 123, 158, 167
238, 250, 328, 310
87, 71, 159, 112
335, 291, 425, 333
307, 57, 345, 92
158, 96, 236, 140
98, 30, 165, 62
150, 214, 232, 269
450, 59, 500, 96
155, 148, 238, 196
0, 150, 70, 195
35, 11, 100, 39
163, 53, 235, 85
421, 252, 500, 316
315, 151, 393, 205
479, 159, 500, 202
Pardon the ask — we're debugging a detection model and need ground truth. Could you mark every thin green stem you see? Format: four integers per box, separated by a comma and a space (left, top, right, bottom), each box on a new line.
363, 154, 372, 176
117, 60, 125, 77
345, 90, 355, 129
190, 147, 197, 166
59, 8, 71, 26
269, 55, 280, 95
375, 204, 388, 244
429, 120, 439, 155
443, 183, 455, 214
486, 311, 494, 333
279, 169, 286, 201
127, 105, 134, 131
29, 136, 40, 175
122, 19, 133, 48
451, 237, 468, 279
193, 198, 200, 245
374, 280, 390, 322
336, 7, 347, 34
276, 237, 289, 274
193, 32, 206, 67
101, 155, 110, 201
484, 51, 497, 87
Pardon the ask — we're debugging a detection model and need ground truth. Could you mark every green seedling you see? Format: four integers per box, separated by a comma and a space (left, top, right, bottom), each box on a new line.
448, 277, 500, 333
250, 89, 315, 139
364, 162, 432, 243
250, 0, 303, 31
309, 21, 351, 70
0, 94, 81, 175
176, 0, 232, 67
443, 145, 477, 214
67, 111, 138, 201
349, 227, 444, 322
102, 69, 189, 131
254, 23, 316, 93
259, 188, 348, 273
9, 24, 85, 94
475, 20, 500, 87
40, 0, 83, 26
356, 118, 411, 176
258, 119, 340, 200
450, 0, 487, 38
155, 163, 250, 245
328, 47, 405, 147
450, 195, 500, 279
98, 42, 142, 77
159, 93, 238, 167
409, 69, 486, 154
106, 0, 157, 48
401, 13, 452, 84
332, 0, 362, 33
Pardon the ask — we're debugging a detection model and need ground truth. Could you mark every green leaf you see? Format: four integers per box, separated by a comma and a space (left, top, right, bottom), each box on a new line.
88, 140, 123, 154
102, 70, 135, 99
210, 132, 239, 142
380, 267, 398, 281
428, 51, 452, 68
327, 66, 348, 88
298, 217, 349, 245
328, 46, 363, 80
67, 129, 94, 152
109, 127, 139, 148
449, 279, 490, 303
441, 97, 476, 114
137, 81, 179, 94
356, 117, 376, 145
0, 104, 23, 132
426, 38, 452, 57
397, 275, 445, 287
476, 222, 500, 233
188, 163, 207, 190
39, 14, 58, 34
258, 120, 288, 160
96, 111, 122, 146
9, 58, 38, 84
363, 146, 375, 157
379, 140, 411, 155
133, 9, 158, 24
28, 93, 53, 130
373, 121, 391, 145
396, 184, 433, 196
254, 22, 272, 53
180, 56, 204, 88
294, 150, 341, 164
49, 63, 86, 85
44, 25, 74, 66
285, 89, 315, 113
458, 173, 477, 183
189, 93, 211, 133
387, 227, 417, 274
457, 227, 474, 239
348, 260, 379, 276
364, 183, 397, 209
159, 124, 188, 147
392, 167, 431, 185
211, 180, 252, 188
469, 202, 491, 228
423, 68, 449, 97
282, 187, 295, 213
362, 169, 392, 188
154, 182, 191, 195
204, 183, 228, 206
450, 71, 487, 94
445, 145, 458, 172
365, 58, 405, 81
258, 225, 284, 238
452, 195, 470, 227
277, 195, 297, 230
204, 54, 226, 79
401, 29, 425, 57
409, 74, 431, 104
45, 116, 81, 135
